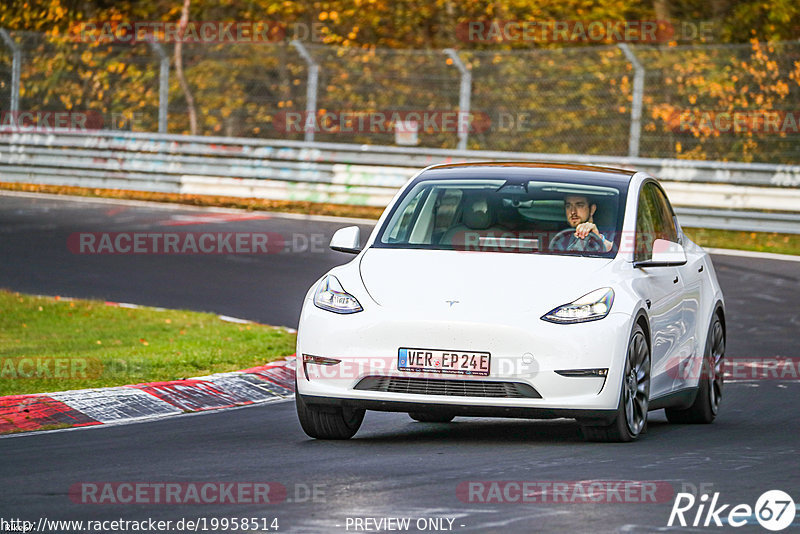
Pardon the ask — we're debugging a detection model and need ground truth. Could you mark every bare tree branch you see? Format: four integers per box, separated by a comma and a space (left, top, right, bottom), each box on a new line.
174, 0, 198, 135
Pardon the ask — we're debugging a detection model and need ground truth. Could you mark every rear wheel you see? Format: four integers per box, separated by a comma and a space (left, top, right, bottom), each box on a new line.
666, 315, 724, 424
581, 323, 650, 442
409, 412, 455, 423
295, 388, 365, 439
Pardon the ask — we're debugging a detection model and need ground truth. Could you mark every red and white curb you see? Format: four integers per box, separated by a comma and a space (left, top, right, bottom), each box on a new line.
1, 296, 298, 435
0, 357, 296, 435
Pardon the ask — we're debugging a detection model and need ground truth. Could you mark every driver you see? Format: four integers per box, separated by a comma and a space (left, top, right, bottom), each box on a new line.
549, 194, 613, 252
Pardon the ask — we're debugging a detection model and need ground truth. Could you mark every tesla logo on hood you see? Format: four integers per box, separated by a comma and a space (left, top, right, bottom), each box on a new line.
445, 300, 459, 307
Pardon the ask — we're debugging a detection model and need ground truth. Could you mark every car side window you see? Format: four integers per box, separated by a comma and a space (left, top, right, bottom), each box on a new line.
635, 184, 659, 262
385, 188, 426, 242
650, 185, 679, 244
636, 182, 680, 262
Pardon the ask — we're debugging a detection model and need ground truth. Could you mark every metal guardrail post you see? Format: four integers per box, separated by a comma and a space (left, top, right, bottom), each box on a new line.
444, 49, 472, 151
291, 40, 319, 143
0, 29, 21, 114
617, 43, 644, 158
147, 40, 170, 134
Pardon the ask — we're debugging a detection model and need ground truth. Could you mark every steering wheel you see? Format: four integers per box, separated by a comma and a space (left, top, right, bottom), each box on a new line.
550, 228, 605, 252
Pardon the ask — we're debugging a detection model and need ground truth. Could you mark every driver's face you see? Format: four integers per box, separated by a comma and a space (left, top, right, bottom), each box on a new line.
564, 195, 595, 228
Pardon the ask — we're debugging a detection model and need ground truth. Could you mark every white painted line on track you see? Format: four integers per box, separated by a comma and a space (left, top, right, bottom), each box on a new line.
219, 314, 253, 324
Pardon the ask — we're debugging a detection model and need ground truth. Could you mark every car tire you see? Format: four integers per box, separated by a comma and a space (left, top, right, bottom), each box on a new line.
665, 315, 724, 424
409, 412, 455, 423
295, 387, 365, 440
581, 323, 650, 443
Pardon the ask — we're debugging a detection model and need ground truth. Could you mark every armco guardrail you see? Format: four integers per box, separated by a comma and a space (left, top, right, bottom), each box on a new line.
1, 129, 799, 233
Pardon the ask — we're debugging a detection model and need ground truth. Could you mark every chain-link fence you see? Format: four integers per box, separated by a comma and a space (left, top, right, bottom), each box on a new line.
1, 30, 799, 163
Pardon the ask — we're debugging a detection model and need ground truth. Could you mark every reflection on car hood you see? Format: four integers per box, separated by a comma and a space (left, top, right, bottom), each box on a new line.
359, 248, 614, 313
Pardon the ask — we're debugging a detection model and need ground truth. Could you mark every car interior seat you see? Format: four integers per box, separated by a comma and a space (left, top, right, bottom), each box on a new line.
440, 192, 508, 247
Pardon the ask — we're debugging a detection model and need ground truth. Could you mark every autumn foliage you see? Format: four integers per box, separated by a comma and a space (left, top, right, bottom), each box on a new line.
1, 1, 800, 163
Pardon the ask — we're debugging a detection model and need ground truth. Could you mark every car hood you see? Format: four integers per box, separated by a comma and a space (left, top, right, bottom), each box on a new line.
359, 248, 614, 314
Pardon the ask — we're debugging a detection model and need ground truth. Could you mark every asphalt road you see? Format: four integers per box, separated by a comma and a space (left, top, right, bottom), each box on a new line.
1, 192, 799, 533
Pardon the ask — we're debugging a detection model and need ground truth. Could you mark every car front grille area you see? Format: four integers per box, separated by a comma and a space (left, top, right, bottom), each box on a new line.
354, 376, 542, 399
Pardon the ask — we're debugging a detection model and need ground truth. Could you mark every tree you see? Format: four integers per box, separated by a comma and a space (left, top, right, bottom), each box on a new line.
174, 0, 197, 135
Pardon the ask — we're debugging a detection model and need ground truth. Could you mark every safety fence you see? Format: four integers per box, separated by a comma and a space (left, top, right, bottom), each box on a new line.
2, 31, 800, 163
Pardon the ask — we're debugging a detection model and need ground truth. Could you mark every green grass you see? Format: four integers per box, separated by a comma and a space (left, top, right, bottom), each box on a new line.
0, 290, 296, 396
683, 227, 800, 256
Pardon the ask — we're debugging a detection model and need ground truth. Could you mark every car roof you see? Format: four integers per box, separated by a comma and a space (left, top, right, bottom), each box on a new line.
417, 161, 637, 188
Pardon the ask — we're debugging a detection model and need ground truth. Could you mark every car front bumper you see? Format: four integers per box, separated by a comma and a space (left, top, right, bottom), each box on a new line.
296, 301, 634, 418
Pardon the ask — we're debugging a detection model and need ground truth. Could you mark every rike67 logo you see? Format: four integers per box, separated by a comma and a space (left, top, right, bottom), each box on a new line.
668, 490, 796, 531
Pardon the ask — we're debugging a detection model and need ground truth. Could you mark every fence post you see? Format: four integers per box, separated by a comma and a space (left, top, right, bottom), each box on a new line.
444, 48, 471, 151
147, 40, 170, 133
291, 40, 319, 143
617, 43, 644, 158
0, 29, 21, 114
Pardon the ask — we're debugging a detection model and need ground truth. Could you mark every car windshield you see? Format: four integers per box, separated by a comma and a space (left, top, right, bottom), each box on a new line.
375, 178, 626, 257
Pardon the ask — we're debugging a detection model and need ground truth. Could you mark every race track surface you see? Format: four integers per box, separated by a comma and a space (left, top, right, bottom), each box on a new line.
1, 193, 798, 533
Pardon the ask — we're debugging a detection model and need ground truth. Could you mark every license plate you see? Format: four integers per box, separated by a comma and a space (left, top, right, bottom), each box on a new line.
398, 348, 491, 376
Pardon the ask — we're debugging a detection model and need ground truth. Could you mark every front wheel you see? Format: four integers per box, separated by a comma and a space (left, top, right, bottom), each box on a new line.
581, 323, 650, 442
295, 389, 365, 439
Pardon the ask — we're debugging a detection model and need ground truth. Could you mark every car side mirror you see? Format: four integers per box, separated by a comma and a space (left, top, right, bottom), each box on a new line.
330, 226, 361, 254
635, 239, 687, 267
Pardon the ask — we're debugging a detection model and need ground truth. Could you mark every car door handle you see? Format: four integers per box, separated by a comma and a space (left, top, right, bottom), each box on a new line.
698, 265, 704, 273
673, 276, 679, 284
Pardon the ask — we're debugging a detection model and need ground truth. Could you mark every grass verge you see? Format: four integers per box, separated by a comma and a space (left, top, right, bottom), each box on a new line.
682, 227, 800, 256
0, 182, 385, 220
1, 182, 797, 256
0, 290, 296, 396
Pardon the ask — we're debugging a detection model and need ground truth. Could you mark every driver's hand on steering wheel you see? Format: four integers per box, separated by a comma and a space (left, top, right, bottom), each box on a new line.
575, 222, 601, 240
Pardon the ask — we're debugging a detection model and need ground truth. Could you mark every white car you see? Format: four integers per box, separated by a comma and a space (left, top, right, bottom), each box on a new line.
295, 162, 726, 442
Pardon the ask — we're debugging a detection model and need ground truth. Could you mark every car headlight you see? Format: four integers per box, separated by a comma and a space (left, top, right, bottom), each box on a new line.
541, 288, 614, 324
313, 275, 363, 314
